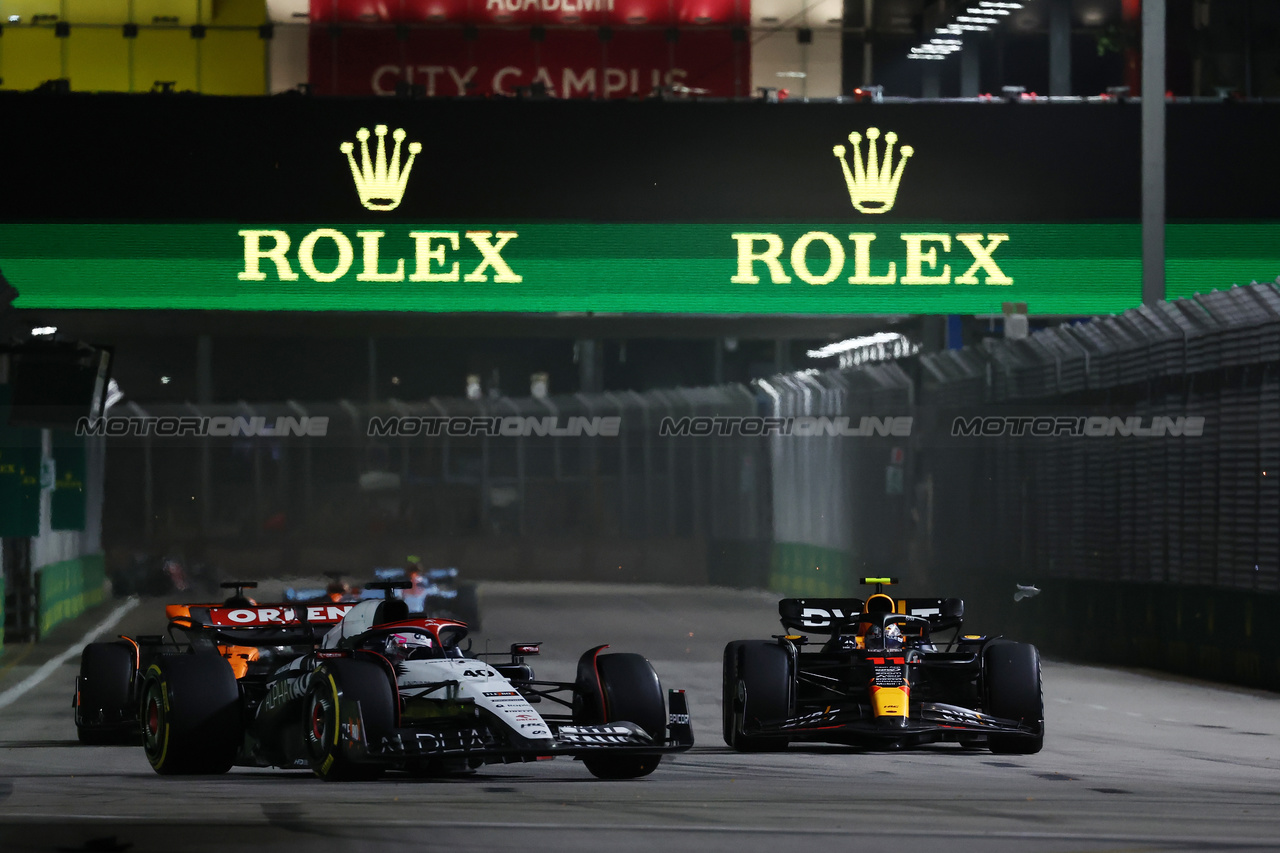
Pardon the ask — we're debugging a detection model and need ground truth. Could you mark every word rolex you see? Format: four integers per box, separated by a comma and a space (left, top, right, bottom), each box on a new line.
238, 229, 522, 283
731, 231, 1013, 286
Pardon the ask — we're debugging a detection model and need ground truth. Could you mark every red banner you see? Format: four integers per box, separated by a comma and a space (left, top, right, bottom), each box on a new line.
310, 0, 748, 25
309, 25, 749, 98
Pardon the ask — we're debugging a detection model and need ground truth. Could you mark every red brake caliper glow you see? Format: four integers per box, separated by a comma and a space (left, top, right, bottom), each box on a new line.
311, 702, 325, 741
147, 698, 159, 734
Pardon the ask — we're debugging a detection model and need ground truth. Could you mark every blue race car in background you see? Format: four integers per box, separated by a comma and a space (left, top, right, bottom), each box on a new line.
287, 565, 481, 630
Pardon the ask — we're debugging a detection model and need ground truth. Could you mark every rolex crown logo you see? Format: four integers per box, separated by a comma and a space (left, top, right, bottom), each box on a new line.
832, 127, 913, 215
340, 125, 422, 211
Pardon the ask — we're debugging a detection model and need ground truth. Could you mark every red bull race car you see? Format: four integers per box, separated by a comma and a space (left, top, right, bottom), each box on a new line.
723, 578, 1043, 754
140, 582, 693, 779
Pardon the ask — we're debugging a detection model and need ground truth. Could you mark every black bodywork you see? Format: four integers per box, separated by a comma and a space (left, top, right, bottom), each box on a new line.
73, 602, 339, 743
724, 593, 1044, 753
132, 595, 692, 779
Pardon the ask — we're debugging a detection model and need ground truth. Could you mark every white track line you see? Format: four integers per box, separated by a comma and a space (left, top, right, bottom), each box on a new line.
0, 597, 139, 711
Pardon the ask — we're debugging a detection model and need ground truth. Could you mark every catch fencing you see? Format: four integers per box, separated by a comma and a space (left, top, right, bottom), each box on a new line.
105, 283, 1280, 600
915, 283, 1280, 597
100, 386, 772, 586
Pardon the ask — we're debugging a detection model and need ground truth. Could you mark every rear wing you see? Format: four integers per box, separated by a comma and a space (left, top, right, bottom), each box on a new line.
191, 603, 357, 628
778, 599, 865, 633
779, 597, 964, 634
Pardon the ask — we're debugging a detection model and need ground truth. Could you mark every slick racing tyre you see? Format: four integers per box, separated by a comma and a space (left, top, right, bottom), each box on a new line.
579, 653, 666, 780
141, 653, 242, 774
723, 640, 792, 752
983, 641, 1045, 755
76, 641, 137, 745
304, 658, 396, 781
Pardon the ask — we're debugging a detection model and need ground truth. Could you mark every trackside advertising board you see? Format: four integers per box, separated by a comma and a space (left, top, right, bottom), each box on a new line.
306, 0, 752, 98
1, 96, 1277, 314
4, 221, 1274, 315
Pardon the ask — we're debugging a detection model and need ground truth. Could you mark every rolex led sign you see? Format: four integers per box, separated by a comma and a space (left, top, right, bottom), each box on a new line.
1, 221, 1142, 314
0, 122, 1136, 314
1, 99, 1277, 315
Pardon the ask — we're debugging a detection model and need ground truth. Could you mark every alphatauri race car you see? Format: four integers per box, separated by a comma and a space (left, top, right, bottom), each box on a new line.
140, 584, 693, 779
723, 578, 1043, 754
74, 582, 355, 744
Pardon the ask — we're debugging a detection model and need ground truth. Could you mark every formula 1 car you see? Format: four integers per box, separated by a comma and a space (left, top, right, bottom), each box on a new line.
286, 566, 481, 629
140, 582, 693, 779
73, 582, 355, 744
723, 578, 1043, 754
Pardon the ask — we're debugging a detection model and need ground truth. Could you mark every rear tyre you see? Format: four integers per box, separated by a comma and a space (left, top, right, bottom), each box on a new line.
580, 653, 665, 779
304, 658, 395, 781
722, 640, 792, 752
984, 641, 1044, 755
140, 654, 242, 774
76, 642, 137, 745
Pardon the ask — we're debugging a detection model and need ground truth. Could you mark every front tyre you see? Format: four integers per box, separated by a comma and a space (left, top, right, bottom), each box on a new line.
304, 658, 395, 781
984, 641, 1045, 755
140, 654, 241, 774
76, 641, 137, 745
722, 640, 792, 752
580, 653, 665, 779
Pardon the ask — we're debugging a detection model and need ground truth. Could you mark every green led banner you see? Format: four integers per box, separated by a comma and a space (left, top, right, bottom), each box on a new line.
0, 222, 1132, 315
1164, 224, 1280, 300
1, 223, 1274, 314
1, 101, 1275, 315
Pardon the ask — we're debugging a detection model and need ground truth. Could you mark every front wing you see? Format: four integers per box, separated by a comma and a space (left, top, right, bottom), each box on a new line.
342, 689, 694, 765
747, 702, 1040, 745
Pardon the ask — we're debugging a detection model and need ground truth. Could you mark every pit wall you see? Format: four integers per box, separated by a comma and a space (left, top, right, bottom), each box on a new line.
1002, 580, 1280, 692
37, 552, 105, 638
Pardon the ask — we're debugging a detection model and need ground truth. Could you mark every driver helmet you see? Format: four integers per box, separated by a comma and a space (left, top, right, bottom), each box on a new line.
862, 622, 904, 652
383, 631, 433, 663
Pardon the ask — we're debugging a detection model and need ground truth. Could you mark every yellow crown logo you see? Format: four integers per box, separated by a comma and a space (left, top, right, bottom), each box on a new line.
832, 127, 913, 215
340, 125, 422, 212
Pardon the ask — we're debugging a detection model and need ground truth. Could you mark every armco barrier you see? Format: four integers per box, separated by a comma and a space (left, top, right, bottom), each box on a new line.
1003, 580, 1280, 691
0, 574, 5, 656
37, 553, 106, 638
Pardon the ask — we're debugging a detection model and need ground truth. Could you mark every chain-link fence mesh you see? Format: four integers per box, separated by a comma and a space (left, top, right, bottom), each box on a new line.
105, 282, 1280, 601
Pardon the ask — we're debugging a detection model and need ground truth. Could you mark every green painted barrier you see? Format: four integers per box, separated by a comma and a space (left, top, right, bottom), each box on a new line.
37, 553, 106, 638
769, 542, 856, 598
